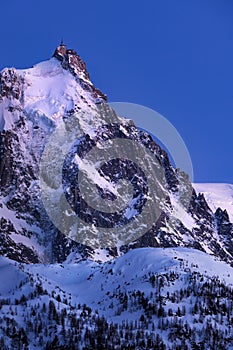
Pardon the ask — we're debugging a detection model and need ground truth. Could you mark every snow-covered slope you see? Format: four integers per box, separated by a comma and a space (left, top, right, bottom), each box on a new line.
0, 247, 232, 349
193, 183, 233, 222
0, 59, 76, 129
20, 58, 92, 122
30, 247, 233, 314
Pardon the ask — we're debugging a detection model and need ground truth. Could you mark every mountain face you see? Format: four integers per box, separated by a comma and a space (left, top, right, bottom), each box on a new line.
0, 45, 233, 350
0, 44, 232, 266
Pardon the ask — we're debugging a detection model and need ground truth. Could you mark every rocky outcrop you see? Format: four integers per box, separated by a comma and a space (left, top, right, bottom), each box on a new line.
215, 207, 232, 235
53, 43, 107, 103
0, 68, 22, 100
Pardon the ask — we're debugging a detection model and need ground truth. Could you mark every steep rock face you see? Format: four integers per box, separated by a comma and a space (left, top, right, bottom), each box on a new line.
0, 68, 22, 100
0, 47, 105, 263
0, 121, 79, 263
0, 44, 232, 265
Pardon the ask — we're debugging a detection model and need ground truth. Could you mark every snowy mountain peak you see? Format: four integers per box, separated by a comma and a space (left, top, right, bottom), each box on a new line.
0, 43, 107, 131
0, 46, 232, 267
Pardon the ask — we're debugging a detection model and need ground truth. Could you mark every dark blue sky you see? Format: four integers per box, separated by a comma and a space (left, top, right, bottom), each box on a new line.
1, 0, 232, 183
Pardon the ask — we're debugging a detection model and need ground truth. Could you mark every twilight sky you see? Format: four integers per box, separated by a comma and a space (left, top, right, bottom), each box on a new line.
1, 0, 233, 183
